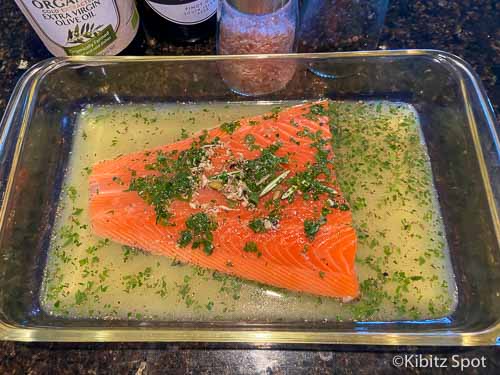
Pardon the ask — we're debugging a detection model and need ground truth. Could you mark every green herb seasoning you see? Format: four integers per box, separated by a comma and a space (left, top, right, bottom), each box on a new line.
243, 241, 260, 256
240, 143, 288, 206
263, 107, 281, 120
122, 245, 140, 263
248, 218, 266, 233
178, 213, 218, 255
244, 134, 259, 151
180, 128, 189, 139
248, 211, 280, 233
122, 267, 153, 293
303, 103, 327, 120
304, 216, 327, 240
220, 120, 241, 134
128, 133, 219, 224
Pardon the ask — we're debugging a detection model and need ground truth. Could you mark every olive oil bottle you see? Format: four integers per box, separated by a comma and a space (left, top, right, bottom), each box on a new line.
138, 0, 217, 44
14, 0, 140, 56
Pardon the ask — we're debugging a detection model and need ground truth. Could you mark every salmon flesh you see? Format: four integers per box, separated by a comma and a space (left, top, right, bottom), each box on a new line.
89, 101, 359, 299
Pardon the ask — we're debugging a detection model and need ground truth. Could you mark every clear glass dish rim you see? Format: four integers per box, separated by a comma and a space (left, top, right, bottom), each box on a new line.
0, 49, 499, 345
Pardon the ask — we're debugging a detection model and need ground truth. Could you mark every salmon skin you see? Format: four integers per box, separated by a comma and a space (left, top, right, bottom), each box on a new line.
89, 101, 359, 300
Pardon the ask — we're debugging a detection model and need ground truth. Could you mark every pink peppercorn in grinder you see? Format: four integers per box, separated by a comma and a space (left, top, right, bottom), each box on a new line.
216, 0, 299, 96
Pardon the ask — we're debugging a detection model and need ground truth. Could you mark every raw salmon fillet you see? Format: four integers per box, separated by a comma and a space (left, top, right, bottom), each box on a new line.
89, 101, 359, 299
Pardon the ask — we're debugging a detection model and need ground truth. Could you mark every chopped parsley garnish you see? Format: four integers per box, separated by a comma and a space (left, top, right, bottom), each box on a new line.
155, 277, 168, 298
122, 245, 140, 263
349, 278, 387, 319
75, 290, 87, 305
241, 143, 288, 205
207, 143, 289, 207
122, 267, 152, 293
178, 230, 193, 247
72, 207, 83, 216
220, 120, 241, 134
248, 218, 266, 233
128, 133, 218, 224
60, 225, 81, 247
180, 128, 189, 139
67, 186, 78, 202
304, 216, 327, 240
178, 213, 218, 255
212, 271, 243, 300
263, 107, 281, 120
284, 129, 343, 202
248, 210, 280, 233
303, 103, 327, 120
176, 275, 194, 306
243, 241, 261, 257
244, 134, 259, 151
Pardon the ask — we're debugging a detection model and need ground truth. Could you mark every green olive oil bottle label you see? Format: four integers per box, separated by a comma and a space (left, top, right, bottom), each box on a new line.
15, 0, 140, 56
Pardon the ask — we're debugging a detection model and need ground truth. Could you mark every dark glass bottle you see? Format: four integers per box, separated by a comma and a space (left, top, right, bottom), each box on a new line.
138, 0, 217, 44
118, 25, 148, 56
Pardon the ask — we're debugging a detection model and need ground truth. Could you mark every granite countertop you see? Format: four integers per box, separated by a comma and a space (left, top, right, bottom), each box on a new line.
0, 1, 499, 373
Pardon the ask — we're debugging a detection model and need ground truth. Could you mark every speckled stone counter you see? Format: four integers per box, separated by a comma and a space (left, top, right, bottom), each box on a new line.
0, 0, 499, 374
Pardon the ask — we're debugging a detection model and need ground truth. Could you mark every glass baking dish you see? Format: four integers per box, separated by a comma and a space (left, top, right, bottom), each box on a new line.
0, 51, 499, 345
